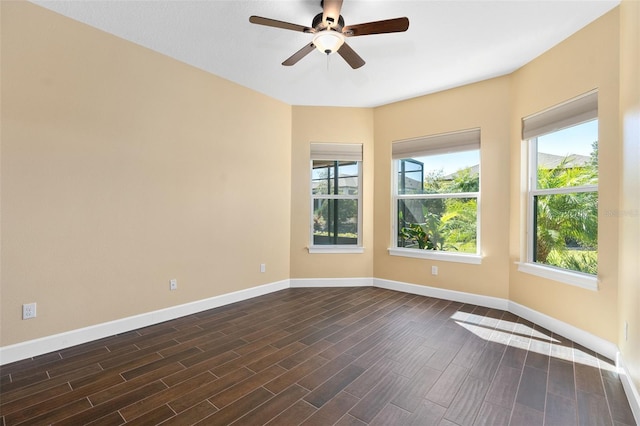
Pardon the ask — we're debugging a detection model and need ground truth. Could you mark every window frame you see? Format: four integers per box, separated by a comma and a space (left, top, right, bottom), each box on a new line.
388, 129, 482, 264
518, 91, 599, 290
309, 144, 363, 254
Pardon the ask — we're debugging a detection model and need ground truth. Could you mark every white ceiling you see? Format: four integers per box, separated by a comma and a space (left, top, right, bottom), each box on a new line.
31, 0, 619, 107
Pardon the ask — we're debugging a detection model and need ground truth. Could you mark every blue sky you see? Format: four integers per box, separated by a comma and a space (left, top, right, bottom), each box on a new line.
416, 151, 479, 175
414, 119, 598, 175
537, 119, 598, 157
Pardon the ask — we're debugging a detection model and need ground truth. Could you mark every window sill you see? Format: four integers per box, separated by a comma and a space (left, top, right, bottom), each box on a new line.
516, 262, 598, 291
308, 246, 364, 254
388, 248, 481, 264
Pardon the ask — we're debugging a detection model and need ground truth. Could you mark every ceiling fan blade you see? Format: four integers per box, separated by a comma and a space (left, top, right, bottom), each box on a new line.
322, 0, 343, 27
337, 42, 365, 69
282, 42, 316, 66
343, 17, 409, 37
249, 16, 315, 33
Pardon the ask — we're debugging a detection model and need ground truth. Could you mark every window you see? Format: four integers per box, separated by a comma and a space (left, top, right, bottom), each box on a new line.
389, 129, 481, 263
310, 143, 363, 253
520, 91, 598, 289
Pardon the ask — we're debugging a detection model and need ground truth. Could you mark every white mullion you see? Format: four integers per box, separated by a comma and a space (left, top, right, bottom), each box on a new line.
357, 161, 363, 247
312, 194, 360, 200
397, 192, 479, 201
531, 185, 598, 197
527, 139, 537, 263
392, 159, 399, 248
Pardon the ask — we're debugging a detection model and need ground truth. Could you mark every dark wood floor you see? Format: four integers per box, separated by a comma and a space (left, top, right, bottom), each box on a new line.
0, 287, 636, 425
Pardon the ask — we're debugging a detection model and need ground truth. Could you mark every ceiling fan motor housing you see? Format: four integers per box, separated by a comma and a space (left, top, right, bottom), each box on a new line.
312, 12, 345, 31
249, 0, 409, 69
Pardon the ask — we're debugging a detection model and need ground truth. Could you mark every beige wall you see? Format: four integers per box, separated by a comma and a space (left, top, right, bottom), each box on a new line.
509, 8, 620, 342
1, 2, 292, 346
2, 3, 638, 401
373, 77, 511, 300
372, 7, 628, 349
290, 107, 374, 278
618, 0, 640, 393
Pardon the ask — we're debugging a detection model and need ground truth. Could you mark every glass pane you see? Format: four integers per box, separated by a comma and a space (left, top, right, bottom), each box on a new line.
312, 161, 359, 195
398, 159, 424, 194
313, 199, 358, 245
312, 161, 334, 195
397, 150, 479, 195
397, 198, 477, 253
536, 120, 598, 189
337, 162, 359, 195
534, 192, 598, 274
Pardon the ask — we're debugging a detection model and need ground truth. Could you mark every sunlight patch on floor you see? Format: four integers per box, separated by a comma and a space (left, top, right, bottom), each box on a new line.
452, 315, 607, 368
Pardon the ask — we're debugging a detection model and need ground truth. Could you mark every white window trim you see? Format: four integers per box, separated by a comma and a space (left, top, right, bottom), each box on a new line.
521, 108, 599, 288
517, 261, 599, 291
309, 246, 365, 254
388, 248, 481, 264
389, 135, 482, 265
309, 158, 363, 252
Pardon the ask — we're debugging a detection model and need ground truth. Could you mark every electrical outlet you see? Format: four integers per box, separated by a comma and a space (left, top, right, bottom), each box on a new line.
260, 263, 266, 273
23, 303, 37, 320
170, 279, 177, 291
431, 266, 438, 276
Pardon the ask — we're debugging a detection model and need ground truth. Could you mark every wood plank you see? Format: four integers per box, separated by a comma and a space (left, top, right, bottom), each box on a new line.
425, 363, 469, 407
301, 391, 360, 426
265, 400, 316, 425
195, 387, 273, 425
349, 373, 409, 423
473, 401, 511, 426
0, 287, 629, 426
547, 357, 576, 400
391, 364, 441, 412
443, 375, 490, 425
484, 365, 522, 409
168, 367, 254, 413
229, 384, 308, 425
209, 364, 286, 408
119, 371, 215, 421
158, 400, 217, 426
265, 355, 327, 394
303, 364, 365, 408
54, 381, 168, 426
545, 392, 577, 425
515, 366, 547, 412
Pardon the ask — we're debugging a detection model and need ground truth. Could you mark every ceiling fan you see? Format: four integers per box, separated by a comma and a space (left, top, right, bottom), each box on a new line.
249, 0, 409, 69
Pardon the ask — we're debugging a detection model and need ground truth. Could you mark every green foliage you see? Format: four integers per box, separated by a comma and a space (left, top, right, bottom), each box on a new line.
448, 167, 480, 193
441, 198, 477, 250
399, 223, 435, 250
399, 168, 478, 253
398, 192, 477, 253
535, 144, 598, 274
547, 249, 598, 275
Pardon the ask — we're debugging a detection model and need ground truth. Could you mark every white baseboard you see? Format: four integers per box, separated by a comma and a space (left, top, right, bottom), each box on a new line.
372, 278, 620, 360
290, 277, 373, 288
373, 278, 509, 311
0, 278, 640, 424
5, 278, 640, 424
617, 353, 640, 425
0, 277, 617, 365
2, 275, 638, 422
508, 301, 619, 361
0, 280, 289, 365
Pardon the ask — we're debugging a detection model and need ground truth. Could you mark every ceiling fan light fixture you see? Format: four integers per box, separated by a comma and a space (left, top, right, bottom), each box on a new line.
312, 30, 344, 55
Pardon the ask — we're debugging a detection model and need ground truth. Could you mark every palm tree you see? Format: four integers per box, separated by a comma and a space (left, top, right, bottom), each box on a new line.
534, 151, 598, 274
